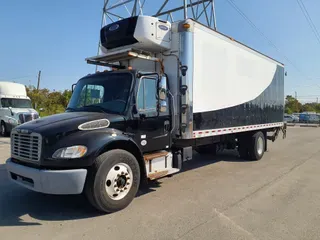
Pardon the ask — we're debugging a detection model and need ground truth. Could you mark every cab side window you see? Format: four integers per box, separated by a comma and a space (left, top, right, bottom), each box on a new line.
137, 77, 157, 112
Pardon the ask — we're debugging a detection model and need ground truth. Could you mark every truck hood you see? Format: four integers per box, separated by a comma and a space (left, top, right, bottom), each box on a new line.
14, 111, 126, 135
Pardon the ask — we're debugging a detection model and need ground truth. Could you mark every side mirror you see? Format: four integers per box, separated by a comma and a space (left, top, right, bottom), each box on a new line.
158, 75, 167, 101
157, 75, 168, 113
72, 84, 76, 93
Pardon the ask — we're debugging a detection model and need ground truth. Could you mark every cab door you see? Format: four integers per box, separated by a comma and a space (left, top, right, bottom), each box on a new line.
131, 76, 171, 153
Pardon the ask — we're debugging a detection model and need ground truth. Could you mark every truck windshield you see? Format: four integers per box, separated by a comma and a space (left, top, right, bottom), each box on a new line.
1, 98, 32, 108
67, 72, 133, 115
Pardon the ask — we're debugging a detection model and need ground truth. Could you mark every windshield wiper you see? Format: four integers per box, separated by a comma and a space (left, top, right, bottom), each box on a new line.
66, 107, 77, 111
80, 105, 108, 113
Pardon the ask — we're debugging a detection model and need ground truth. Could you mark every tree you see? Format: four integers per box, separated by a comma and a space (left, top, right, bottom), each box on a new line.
301, 103, 317, 113
285, 95, 302, 114
26, 85, 72, 117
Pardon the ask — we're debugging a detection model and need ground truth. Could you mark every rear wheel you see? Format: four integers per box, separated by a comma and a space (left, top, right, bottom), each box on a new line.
248, 131, 265, 161
84, 149, 140, 213
238, 131, 265, 161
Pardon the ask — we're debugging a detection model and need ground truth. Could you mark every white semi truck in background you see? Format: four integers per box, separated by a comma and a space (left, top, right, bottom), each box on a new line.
6, 16, 286, 213
0, 82, 39, 136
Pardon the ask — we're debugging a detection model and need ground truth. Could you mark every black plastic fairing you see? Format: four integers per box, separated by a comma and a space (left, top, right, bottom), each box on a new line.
100, 16, 139, 50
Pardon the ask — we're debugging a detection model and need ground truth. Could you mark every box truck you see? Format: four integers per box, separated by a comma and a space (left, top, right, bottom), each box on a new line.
0, 82, 39, 136
6, 16, 286, 213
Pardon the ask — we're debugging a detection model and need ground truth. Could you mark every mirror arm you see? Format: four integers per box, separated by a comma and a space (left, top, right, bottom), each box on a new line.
8, 107, 14, 116
71, 84, 76, 93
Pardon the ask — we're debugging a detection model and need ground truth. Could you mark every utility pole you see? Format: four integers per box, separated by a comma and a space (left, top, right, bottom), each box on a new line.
37, 70, 41, 90
295, 91, 297, 99
35, 70, 41, 110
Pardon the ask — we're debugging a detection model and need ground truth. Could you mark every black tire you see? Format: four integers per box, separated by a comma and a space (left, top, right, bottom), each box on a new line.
0, 122, 8, 137
84, 149, 141, 213
195, 144, 217, 155
248, 131, 265, 161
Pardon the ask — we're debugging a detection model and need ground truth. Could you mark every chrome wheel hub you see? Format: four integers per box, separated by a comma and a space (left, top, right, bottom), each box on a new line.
257, 136, 264, 155
105, 163, 133, 200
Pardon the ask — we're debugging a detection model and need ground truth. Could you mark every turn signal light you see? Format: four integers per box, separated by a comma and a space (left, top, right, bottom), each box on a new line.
183, 23, 191, 29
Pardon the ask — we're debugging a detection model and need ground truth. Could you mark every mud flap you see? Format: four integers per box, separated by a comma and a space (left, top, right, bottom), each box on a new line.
267, 123, 286, 142
282, 122, 287, 139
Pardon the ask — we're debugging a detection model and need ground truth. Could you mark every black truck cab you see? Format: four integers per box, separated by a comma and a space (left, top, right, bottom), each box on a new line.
67, 70, 172, 153
6, 69, 175, 213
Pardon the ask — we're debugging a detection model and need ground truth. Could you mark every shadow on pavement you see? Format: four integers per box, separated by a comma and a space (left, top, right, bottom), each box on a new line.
137, 149, 250, 197
182, 149, 251, 171
0, 164, 103, 227
0, 150, 250, 226
0, 191, 103, 227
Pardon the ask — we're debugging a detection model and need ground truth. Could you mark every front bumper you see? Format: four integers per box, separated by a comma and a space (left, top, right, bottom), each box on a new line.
6, 122, 18, 132
6, 159, 87, 195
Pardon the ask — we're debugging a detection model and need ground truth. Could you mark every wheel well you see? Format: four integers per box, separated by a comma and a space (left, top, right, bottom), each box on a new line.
99, 140, 147, 184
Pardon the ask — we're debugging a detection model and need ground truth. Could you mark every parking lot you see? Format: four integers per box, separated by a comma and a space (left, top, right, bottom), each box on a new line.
1, 127, 320, 240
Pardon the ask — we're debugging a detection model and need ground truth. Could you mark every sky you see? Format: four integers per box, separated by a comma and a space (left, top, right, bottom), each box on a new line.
1, 0, 320, 102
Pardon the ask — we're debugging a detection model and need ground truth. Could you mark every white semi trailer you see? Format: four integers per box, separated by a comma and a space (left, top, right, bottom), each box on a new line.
6, 16, 286, 213
0, 82, 39, 136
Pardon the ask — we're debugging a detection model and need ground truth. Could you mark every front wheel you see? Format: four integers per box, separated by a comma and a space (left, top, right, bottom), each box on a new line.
0, 122, 8, 137
84, 149, 141, 213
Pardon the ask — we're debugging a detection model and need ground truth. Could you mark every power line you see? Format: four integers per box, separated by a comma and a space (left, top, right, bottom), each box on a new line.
296, 0, 320, 45
225, 0, 306, 77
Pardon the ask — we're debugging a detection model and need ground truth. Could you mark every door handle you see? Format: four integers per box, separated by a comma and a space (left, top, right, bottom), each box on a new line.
164, 120, 170, 132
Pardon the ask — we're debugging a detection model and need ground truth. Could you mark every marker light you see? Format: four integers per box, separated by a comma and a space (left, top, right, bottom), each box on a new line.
183, 23, 191, 29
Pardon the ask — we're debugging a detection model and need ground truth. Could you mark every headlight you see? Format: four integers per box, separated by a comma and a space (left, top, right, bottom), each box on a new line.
8, 118, 18, 125
52, 145, 87, 159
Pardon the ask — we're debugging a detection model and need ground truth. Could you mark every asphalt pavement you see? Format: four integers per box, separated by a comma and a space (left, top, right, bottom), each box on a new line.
0, 127, 320, 240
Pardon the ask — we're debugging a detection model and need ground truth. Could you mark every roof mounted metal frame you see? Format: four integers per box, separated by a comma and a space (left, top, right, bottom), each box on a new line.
101, 0, 217, 29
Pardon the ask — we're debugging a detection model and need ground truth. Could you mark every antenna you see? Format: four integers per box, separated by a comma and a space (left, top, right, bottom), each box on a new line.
96, 0, 217, 70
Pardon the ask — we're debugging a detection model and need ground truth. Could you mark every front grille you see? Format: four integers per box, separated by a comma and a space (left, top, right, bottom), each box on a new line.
11, 131, 42, 162
19, 113, 39, 124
